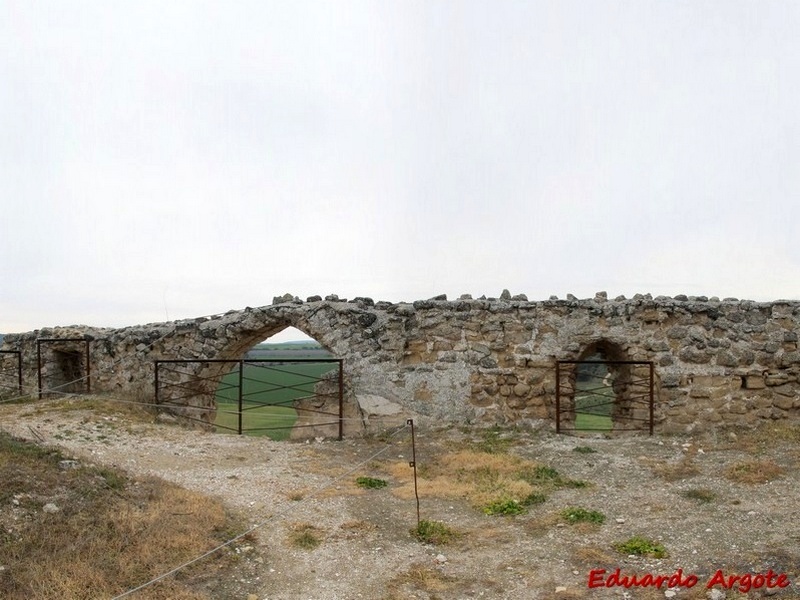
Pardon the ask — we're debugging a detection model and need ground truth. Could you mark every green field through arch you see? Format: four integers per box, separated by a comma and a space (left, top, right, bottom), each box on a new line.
574, 357, 614, 432
213, 333, 336, 440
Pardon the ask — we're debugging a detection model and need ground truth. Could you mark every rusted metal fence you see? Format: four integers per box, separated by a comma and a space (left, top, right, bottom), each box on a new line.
556, 359, 654, 434
0, 350, 22, 398
154, 358, 344, 439
36, 338, 91, 398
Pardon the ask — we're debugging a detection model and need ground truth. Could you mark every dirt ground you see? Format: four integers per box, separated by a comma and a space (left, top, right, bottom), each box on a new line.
1, 397, 800, 600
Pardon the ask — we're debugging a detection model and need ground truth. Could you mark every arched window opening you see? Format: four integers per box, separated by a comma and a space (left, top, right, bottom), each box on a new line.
557, 340, 654, 435
213, 326, 340, 440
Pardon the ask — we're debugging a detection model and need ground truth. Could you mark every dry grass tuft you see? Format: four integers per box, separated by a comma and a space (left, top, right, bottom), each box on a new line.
384, 562, 456, 597
646, 446, 701, 482
571, 545, 617, 567
388, 449, 587, 515
0, 431, 242, 600
681, 487, 717, 503
287, 522, 325, 550
724, 459, 783, 484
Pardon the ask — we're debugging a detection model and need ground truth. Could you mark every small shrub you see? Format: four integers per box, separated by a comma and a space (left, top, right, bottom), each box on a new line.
356, 476, 388, 489
520, 465, 589, 489
651, 458, 700, 482
411, 519, 459, 545
681, 488, 716, 503
289, 523, 323, 550
573, 446, 597, 454
530, 465, 560, 481
613, 536, 667, 558
95, 467, 127, 491
521, 492, 547, 507
561, 507, 605, 525
483, 497, 526, 516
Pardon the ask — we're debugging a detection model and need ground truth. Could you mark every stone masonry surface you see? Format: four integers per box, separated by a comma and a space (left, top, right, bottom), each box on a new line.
4, 292, 800, 434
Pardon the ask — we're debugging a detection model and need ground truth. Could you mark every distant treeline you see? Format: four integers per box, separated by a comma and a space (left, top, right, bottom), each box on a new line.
245, 341, 333, 360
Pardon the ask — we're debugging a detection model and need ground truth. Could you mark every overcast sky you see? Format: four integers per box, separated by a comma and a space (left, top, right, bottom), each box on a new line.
2, 1, 799, 339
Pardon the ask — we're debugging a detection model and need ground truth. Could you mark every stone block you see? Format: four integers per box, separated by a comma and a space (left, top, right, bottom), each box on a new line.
513, 383, 531, 397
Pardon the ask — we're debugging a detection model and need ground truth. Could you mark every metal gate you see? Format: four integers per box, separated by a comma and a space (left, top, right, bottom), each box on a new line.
0, 350, 22, 398
556, 359, 654, 434
154, 358, 344, 439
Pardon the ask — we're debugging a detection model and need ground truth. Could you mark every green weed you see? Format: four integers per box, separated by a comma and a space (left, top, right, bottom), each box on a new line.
411, 520, 460, 545
614, 536, 667, 558
560, 507, 605, 525
356, 476, 388, 489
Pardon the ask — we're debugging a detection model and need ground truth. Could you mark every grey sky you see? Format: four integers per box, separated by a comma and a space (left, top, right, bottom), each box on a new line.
2, 1, 799, 336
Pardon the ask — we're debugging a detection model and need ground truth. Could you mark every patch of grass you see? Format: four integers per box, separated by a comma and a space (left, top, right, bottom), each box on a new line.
214, 401, 297, 441
613, 536, 667, 558
561, 507, 606, 525
386, 562, 456, 596
483, 491, 547, 516
411, 520, 460, 545
356, 476, 388, 489
572, 545, 617, 567
724, 459, 783, 484
648, 449, 700, 482
573, 446, 597, 454
482, 497, 526, 516
520, 465, 589, 489
574, 411, 612, 432
474, 427, 514, 454
95, 466, 128, 491
681, 488, 717, 503
389, 444, 589, 518
522, 492, 547, 506
0, 431, 241, 600
288, 523, 324, 550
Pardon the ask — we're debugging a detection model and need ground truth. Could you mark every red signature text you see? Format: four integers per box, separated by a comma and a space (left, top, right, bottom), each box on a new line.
588, 568, 792, 592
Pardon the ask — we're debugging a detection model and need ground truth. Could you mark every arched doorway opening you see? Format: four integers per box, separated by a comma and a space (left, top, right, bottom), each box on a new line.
212, 326, 341, 440
556, 340, 654, 435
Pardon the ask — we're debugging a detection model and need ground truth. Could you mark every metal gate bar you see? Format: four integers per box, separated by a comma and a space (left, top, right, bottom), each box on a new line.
556, 360, 654, 435
154, 358, 344, 439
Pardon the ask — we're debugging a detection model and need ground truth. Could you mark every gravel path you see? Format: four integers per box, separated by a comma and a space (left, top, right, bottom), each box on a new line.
2, 399, 800, 600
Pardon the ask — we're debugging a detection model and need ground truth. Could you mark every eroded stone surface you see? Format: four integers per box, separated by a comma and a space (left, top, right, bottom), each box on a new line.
4, 294, 800, 434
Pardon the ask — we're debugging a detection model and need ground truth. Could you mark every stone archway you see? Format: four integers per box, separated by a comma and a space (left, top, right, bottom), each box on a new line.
212, 325, 347, 440
557, 340, 654, 434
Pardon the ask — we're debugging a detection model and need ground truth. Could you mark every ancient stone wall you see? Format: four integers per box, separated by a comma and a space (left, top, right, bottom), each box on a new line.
4, 292, 800, 434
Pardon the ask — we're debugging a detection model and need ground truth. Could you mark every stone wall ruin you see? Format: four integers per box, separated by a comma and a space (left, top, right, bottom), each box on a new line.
3, 291, 800, 435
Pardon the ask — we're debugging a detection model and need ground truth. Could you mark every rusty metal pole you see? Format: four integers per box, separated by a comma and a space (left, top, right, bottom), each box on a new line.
408, 419, 420, 527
